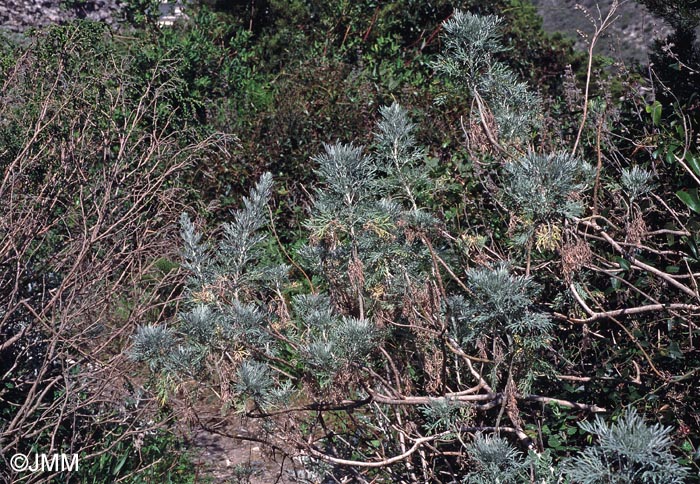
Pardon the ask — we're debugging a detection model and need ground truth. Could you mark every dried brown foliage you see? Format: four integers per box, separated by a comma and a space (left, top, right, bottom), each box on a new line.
0, 25, 230, 481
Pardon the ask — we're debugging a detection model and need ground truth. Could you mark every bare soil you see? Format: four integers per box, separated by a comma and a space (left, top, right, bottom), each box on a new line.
186, 413, 299, 483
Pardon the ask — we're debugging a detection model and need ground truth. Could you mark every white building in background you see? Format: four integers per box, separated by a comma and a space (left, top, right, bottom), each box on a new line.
158, 0, 188, 27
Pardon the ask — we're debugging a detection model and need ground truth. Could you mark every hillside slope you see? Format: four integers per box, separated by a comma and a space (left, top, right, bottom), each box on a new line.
531, 0, 671, 61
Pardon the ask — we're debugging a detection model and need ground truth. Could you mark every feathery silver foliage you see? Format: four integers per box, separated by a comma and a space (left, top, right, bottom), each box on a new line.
374, 102, 428, 208
315, 143, 375, 208
433, 10, 541, 141
562, 407, 689, 483
620, 165, 655, 201
235, 360, 274, 406
506, 151, 593, 221
179, 303, 217, 344
420, 398, 463, 434
222, 300, 271, 349
293, 294, 336, 331
180, 212, 209, 284
448, 263, 553, 378
218, 172, 274, 282
462, 433, 528, 484
130, 324, 176, 371
163, 344, 206, 376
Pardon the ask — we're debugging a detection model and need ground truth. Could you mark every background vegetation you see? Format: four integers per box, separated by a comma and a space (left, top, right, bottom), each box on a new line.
1, 0, 699, 482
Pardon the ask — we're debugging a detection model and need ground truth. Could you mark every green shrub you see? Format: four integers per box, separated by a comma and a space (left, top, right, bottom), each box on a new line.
129, 6, 699, 481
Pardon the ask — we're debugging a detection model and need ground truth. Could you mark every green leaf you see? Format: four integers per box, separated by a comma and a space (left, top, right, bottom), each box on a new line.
615, 256, 631, 271
686, 237, 700, 260
686, 153, 700, 177
548, 435, 563, 450
113, 451, 129, 475
681, 440, 693, 453
676, 189, 700, 214
668, 341, 683, 360
610, 277, 621, 291
646, 100, 662, 125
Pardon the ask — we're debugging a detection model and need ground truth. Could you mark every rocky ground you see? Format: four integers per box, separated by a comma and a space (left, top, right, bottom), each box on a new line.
190, 426, 295, 483
181, 409, 305, 483
0, 0, 187, 33
0, 0, 124, 33
531, 0, 672, 61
